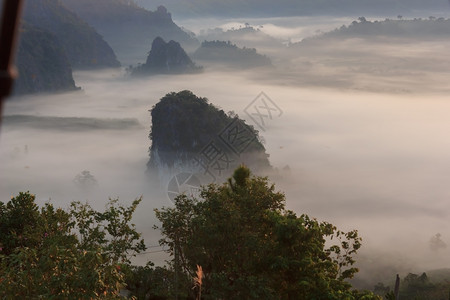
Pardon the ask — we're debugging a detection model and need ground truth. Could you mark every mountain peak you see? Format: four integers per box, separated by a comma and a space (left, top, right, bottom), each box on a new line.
151, 36, 167, 49
132, 37, 201, 75
156, 5, 168, 14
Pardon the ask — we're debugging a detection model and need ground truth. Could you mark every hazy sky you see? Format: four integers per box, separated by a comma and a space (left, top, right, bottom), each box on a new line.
2, 14, 450, 287
136, 0, 450, 19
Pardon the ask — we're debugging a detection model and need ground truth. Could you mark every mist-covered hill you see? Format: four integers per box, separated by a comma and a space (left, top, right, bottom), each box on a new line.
61, 0, 199, 64
198, 26, 284, 55
275, 16, 450, 93
147, 90, 271, 183
192, 40, 272, 69
135, 0, 449, 18
301, 17, 450, 41
14, 25, 78, 95
22, 0, 120, 69
132, 37, 201, 75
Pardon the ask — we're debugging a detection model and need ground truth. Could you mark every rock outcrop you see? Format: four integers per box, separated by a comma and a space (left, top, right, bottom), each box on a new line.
132, 37, 201, 75
147, 90, 271, 184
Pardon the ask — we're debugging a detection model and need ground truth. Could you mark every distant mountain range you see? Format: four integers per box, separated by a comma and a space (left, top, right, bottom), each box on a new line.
299, 17, 450, 42
192, 40, 272, 69
199, 26, 283, 53
15, 0, 201, 95
280, 17, 450, 93
61, 0, 199, 64
135, 0, 449, 18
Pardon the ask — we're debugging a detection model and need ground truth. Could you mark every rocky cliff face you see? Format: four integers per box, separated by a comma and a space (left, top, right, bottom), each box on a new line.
132, 37, 201, 75
147, 90, 271, 184
61, 0, 199, 64
14, 25, 78, 95
23, 0, 120, 69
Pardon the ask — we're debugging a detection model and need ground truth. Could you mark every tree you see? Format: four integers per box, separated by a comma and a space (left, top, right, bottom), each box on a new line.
399, 272, 437, 299
429, 233, 447, 251
0, 192, 146, 298
155, 166, 381, 299
358, 16, 368, 23
73, 170, 98, 190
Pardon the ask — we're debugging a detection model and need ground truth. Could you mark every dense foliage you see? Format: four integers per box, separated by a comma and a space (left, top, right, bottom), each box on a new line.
149, 90, 232, 156
155, 166, 380, 299
374, 272, 450, 300
0, 192, 145, 298
6, 171, 447, 298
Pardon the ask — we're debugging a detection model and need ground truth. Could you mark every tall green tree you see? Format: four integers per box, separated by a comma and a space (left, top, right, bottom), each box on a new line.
0, 192, 146, 298
155, 166, 380, 299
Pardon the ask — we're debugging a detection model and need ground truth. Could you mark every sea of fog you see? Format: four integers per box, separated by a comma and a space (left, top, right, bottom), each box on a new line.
2, 15, 450, 288
2, 68, 450, 286
178, 13, 450, 43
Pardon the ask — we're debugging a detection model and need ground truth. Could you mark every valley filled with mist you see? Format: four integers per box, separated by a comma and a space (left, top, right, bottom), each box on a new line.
1, 0, 450, 297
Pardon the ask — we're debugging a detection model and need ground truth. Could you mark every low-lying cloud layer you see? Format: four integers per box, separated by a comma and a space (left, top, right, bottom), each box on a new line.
3, 115, 143, 131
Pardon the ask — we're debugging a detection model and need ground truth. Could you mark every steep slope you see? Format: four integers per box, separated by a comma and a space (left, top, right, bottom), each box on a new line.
23, 0, 120, 69
61, 0, 199, 64
14, 24, 78, 95
192, 40, 272, 69
147, 90, 271, 184
132, 37, 201, 75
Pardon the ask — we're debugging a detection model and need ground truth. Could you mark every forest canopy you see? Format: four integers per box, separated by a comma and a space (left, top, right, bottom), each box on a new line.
0, 168, 382, 298
154, 166, 380, 299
